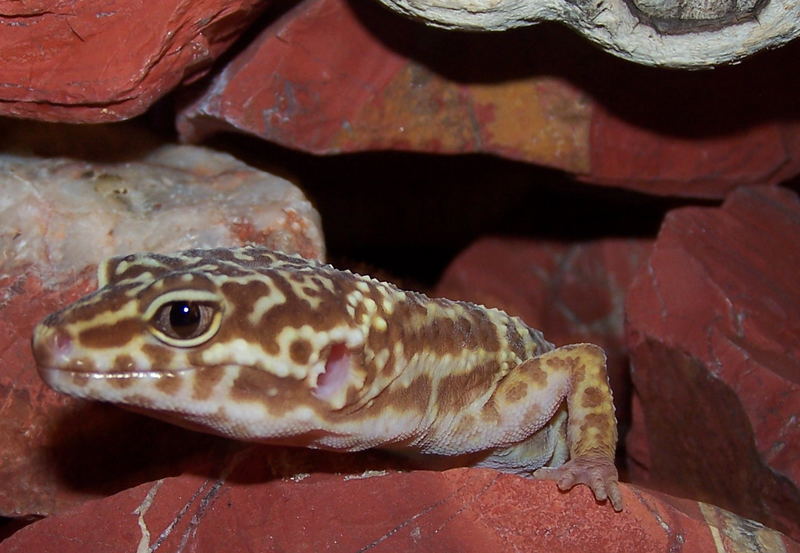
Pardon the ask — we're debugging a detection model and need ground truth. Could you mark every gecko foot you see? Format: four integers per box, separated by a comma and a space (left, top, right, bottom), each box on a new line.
534, 455, 623, 511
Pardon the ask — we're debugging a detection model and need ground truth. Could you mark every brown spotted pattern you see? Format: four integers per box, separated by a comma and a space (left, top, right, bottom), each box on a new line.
32, 245, 621, 510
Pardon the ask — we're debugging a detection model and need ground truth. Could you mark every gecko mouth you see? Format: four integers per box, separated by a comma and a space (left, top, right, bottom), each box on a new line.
39, 367, 197, 380
42, 368, 192, 379
37, 366, 195, 395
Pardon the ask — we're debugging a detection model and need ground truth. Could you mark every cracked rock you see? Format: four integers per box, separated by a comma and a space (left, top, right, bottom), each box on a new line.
625, 185, 800, 541
3, 452, 798, 552
0, 0, 266, 122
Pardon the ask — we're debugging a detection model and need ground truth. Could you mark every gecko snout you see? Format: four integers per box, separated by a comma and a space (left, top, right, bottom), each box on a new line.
31, 324, 74, 371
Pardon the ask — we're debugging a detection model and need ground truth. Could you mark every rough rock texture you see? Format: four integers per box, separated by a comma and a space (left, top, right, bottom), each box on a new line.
375, 0, 800, 68
435, 237, 652, 436
626, 185, 800, 541
178, 0, 594, 174
1, 145, 323, 277
588, 111, 800, 199
0, 145, 324, 518
0, 0, 265, 122
177, 0, 800, 198
2, 453, 797, 553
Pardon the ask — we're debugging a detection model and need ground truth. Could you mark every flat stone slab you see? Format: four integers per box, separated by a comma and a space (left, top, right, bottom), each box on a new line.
177, 0, 800, 198
2, 455, 797, 553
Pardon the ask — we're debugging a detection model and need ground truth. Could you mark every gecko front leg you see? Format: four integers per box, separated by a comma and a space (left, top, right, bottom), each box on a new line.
475, 343, 622, 511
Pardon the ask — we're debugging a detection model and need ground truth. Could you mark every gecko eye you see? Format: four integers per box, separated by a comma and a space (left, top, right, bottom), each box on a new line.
149, 300, 221, 347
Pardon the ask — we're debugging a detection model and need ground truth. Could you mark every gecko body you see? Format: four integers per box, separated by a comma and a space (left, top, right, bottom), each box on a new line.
32, 245, 622, 510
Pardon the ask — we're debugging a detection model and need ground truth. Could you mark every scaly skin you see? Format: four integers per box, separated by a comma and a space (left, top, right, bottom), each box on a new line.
31, 245, 622, 510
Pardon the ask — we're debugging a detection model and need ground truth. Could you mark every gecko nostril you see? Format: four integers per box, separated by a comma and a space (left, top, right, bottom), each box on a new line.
52, 329, 72, 355
32, 326, 73, 368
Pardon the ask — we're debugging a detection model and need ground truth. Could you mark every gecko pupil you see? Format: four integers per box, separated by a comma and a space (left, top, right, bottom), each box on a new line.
151, 300, 217, 342
170, 302, 201, 337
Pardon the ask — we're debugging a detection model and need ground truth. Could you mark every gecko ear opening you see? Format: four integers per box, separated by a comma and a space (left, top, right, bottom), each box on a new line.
312, 343, 351, 401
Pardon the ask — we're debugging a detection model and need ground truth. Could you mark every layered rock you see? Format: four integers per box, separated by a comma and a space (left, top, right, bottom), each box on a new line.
2, 452, 797, 553
3, 0, 798, 197
177, 0, 800, 198
0, 0, 266, 122
626, 185, 800, 540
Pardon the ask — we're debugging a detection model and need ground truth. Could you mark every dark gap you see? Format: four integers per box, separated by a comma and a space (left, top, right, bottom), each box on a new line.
204, 131, 715, 285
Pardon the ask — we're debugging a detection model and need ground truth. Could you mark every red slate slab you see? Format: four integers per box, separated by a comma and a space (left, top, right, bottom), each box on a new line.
588, 111, 800, 199
625, 185, 800, 540
2, 450, 797, 553
435, 237, 653, 432
177, 0, 800, 198
0, 0, 265, 122
178, 0, 593, 173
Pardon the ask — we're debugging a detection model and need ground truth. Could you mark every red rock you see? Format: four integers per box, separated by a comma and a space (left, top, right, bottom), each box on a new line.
178, 0, 593, 173
2, 454, 797, 553
177, 0, 800, 198
435, 237, 652, 429
0, 0, 265, 122
0, 145, 323, 518
588, 110, 800, 199
625, 185, 800, 540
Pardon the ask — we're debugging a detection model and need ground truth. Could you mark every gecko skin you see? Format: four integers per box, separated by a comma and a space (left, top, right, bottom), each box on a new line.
32, 245, 622, 510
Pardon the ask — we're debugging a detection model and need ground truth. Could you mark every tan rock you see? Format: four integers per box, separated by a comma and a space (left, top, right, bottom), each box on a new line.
0, 144, 324, 283
376, 0, 800, 67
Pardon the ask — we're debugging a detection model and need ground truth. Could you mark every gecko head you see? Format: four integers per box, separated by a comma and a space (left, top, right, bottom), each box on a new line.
31, 247, 368, 441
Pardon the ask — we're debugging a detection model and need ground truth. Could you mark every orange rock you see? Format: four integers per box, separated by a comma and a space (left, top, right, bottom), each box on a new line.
177, 0, 800, 198
177, 0, 592, 174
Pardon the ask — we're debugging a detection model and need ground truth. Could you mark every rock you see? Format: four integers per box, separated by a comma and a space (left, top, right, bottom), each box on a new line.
177, 0, 800, 199
177, 0, 594, 174
1, 455, 797, 553
1, 145, 323, 276
435, 237, 652, 435
374, 0, 800, 68
587, 101, 800, 199
625, 185, 800, 540
0, 144, 324, 518
0, 0, 265, 122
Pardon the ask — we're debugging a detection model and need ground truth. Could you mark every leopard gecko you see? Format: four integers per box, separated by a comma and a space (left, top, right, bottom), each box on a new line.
32, 245, 622, 510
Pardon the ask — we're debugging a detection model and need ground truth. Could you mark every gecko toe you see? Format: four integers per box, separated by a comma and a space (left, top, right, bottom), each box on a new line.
608, 484, 623, 512
535, 455, 622, 511
592, 480, 608, 501
557, 472, 577, 491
